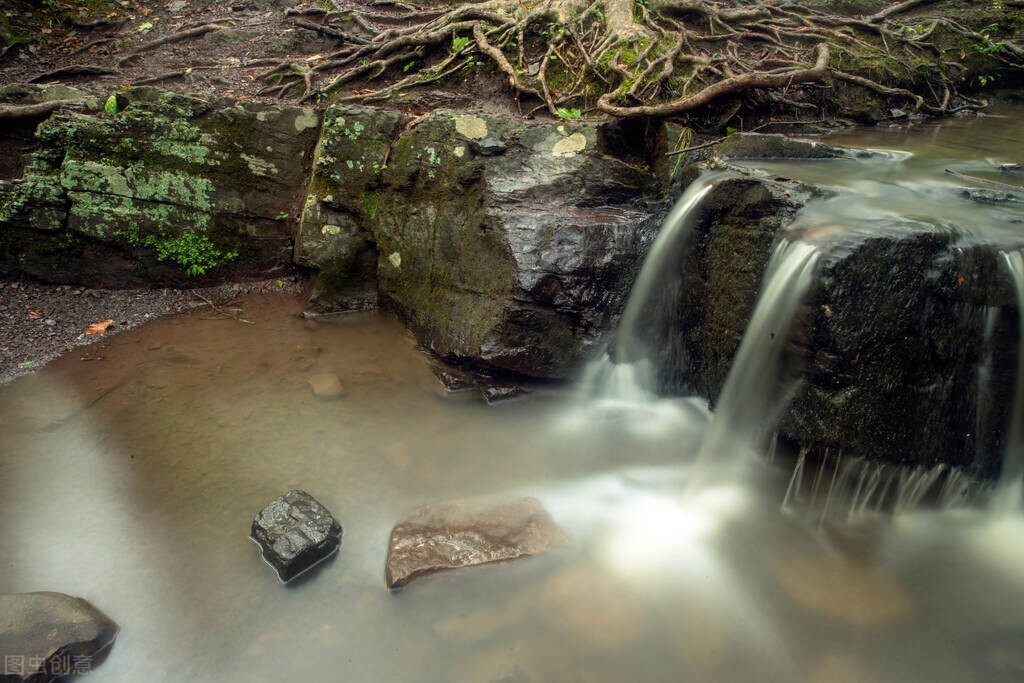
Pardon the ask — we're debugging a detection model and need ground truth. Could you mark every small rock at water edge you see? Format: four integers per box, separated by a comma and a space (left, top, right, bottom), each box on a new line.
386, 497, 564, 589
251, 489, 342, 582
0, 592, 118, 682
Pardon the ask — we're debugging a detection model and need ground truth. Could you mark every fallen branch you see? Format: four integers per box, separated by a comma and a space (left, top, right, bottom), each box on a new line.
192, 292, 253, 324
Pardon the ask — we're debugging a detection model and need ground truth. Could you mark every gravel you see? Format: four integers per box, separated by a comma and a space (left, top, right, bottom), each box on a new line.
0, 276, 304, 385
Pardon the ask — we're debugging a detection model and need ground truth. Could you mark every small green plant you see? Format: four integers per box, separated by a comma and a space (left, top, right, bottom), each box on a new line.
556, 107, 582, 119
275, 211, 289, 220
977, 73, 997, 87
403, 60, 416, 73
143, 231, 238, 277
276, 279, 285, 288
104, 94, 118, 115
451, 32, 470, 53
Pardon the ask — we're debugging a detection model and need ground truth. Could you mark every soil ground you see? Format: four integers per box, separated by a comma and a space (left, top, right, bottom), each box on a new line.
0, 0, 514, 113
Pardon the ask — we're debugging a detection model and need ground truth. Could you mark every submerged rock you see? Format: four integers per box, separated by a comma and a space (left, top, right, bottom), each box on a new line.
251, 489, 342, 583
479, 383, 527, 404
0, 592, 117, 681
385, 497, 563, 589
717, 133, 887, 161
307, 372, 344, 399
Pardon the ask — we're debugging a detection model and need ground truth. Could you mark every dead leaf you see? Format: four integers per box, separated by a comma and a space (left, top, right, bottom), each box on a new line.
27, 308, 45, 320
85, 319, 114, 335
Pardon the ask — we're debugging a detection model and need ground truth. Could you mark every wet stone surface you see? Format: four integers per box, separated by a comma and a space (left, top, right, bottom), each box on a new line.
0, 592, 118, 682
251, 489, 342, 583
386, 497, 564, 589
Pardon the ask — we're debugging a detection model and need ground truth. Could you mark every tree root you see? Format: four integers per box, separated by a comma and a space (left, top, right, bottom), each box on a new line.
118, 23, 229, 67
0, 99, 85, 120
29, 65, 119, 83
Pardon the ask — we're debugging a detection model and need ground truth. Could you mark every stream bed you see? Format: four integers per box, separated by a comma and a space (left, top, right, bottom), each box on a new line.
3, 105, 1024, 682
1, 295, 1022, 682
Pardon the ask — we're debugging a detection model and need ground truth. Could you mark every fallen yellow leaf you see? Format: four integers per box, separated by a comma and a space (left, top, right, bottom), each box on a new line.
85, 319, 114, 335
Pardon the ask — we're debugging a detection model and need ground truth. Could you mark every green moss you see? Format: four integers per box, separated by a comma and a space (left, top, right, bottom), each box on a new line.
359, 190, 382, 220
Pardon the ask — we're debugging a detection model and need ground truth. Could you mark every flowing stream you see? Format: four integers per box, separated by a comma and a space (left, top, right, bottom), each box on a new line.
2, 108, 1024, 682
996, 250, 1024, 512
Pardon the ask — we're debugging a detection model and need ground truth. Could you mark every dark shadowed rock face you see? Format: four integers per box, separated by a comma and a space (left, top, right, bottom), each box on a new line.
780, 231, 1022, 474
0, 592, 117, 682
385, 497, 564, 589
0, 85, 319, 286
251, 489, 342, 583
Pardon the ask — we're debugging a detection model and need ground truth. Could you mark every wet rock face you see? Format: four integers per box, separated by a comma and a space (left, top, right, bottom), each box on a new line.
0, 592, 118, 682
0, 85, 319, 286
385, 497, 563, 589
298, 107, 670, 378
780, 232, 1020, 473
659, 174, 811, 398
251, 489, 342, 583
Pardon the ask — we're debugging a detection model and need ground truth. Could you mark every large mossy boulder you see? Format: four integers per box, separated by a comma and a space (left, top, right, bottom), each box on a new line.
0, 86, 320, 286
298, 108, 671, 377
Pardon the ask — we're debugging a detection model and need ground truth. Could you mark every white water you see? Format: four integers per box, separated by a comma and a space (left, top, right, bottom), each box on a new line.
995, 250, 1024, 512
689, 240, 821, 491
581, 173, 721, 402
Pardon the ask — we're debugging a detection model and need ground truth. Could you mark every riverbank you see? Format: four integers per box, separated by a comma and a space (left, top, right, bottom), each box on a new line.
0, 275, 303, 385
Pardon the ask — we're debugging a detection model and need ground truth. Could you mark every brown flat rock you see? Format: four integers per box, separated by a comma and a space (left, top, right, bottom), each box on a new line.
0, 592, 118, 682
385, 497, 563, 589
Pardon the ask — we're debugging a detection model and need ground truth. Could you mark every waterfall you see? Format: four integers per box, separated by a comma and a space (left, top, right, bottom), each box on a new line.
582, 172, 723, 400
688, 240, 821, 490
994, 250, 1024, 512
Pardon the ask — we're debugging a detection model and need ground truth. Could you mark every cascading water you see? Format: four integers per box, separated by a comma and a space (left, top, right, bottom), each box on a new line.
580, 173, 722, 402
688, 239, 821, 490
994, 250, 1024, 512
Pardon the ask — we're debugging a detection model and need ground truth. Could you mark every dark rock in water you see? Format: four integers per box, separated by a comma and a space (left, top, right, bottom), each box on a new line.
0, 592, 118, 681
428, 360, 479, 393
479, 383, 526, 404
251, 490, 342, 583
960, 188, 1022, 205
385, 497, 563, 589
1000, 163, 1024, 180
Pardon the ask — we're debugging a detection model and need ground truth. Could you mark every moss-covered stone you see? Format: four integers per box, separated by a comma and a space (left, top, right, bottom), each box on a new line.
1, 85, 320, 285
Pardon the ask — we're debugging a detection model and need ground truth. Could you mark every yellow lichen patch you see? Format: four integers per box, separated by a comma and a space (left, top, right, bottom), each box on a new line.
552, 132, 587, 158
294, 108, 319, 132
454, 115, 488, 140
452, 145, 466, 158
321, 224, 341, 236
388, 251, 402, 268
